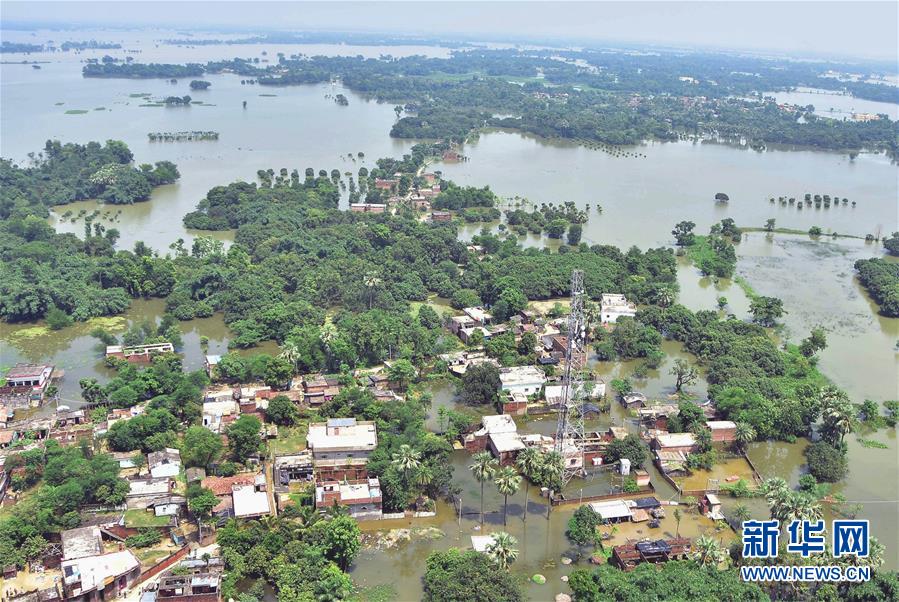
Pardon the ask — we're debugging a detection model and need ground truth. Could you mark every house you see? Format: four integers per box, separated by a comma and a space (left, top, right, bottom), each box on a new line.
488, 431, 526, 465
148, 448, 182, 479
458, 326, 492, 344
149, 495, 186, 518
654, 450, 689, 476
48, 423, 94, 447
610, 538, 691, 571
4, 364, 54, 390
437, 351, 498, 376
315, 477, 382, 520
274, 451, 314, 485
201, 400, 239, 433
502, 391, 528, 416
652, 432, 698, 454
706, 420, 737, 443
374, 178, 395, 190
621, 392, 647, 409
589, 499, 633, 523
204, 355, 221, 379
498, 366, 546, 396
637, 404, 679, 430
699, 493, 725, 520
307, 418, 377, 479
55, 409, 86, 427
106, 343, 174, 364
448, 314, 479, 336
232, 482, 271, 519
110, 451, 140, 470
633, 469, 651, 487
430, 211, 452, 222
302, 376, 341, 407
462, 306, 492, 326
61, 526, 104, 561
201, 474, 257, 518
544, 381, 606, 408
158, 572, 222, 602
350, 203, 387, 213
600, 294, 637, 324
464, 414, 525, 464
126, 477, 173, 509
62, 550, 141, 601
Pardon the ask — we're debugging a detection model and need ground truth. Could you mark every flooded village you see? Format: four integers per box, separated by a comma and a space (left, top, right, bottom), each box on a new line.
0, 8, 897, 602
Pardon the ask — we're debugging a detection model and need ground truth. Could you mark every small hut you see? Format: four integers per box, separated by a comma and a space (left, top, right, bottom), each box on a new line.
714, 192, 730, 203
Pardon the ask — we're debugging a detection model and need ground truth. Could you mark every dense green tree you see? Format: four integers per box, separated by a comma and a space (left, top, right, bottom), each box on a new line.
422, 548, 522, 602
182, 425, 224, 469
226, 415, 263, 462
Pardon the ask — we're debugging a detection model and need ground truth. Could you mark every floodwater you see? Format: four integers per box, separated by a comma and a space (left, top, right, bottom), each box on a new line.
1, 29, 898, 590
764, 87, 899, 120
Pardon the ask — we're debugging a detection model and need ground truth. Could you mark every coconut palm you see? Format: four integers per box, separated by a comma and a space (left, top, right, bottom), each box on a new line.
540, 451, 564, 492
363, 271, 382, 310
469, 452, 498, 525
734, 422, 756, 453
673, 508, 682, 537
486, 532, 519, 570
414, 465, 433, 491
691, 534, 726, 567
732, 504, 751, 529
494, 466, 522, 526
278, 341, 300, 371
392, 444, 421, 480
820, 390, 854, 445
515, 447, 543, 522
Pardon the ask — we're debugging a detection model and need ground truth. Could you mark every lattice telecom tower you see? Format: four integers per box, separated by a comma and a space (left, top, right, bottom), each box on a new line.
554, 269, 587, 485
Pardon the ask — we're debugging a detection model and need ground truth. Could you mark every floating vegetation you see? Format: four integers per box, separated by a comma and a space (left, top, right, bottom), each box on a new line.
5, 325, 51, 342
259, 93, 277, 97
857, 438, 888, 449
139, 103, 165, 108
94, 107, 106, 111
129, 92, 151, 98
54, 102, 65, 106
64, 109, 89, 114
148, 131, 220, 142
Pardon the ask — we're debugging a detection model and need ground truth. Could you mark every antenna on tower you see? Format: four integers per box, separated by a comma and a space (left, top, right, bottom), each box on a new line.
555, 269, 587, 485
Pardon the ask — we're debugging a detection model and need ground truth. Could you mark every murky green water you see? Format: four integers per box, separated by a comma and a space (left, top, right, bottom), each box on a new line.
1, 29, 897, 592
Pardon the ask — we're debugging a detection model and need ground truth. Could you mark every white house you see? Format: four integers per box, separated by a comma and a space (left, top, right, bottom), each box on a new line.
498, 366, 547, 396
148, 448, 181, 479
600, 293, 637, 324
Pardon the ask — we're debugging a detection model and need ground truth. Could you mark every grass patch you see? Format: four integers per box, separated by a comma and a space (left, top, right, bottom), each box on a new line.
857, 438, 888, 449
5, 325, 51, 342
269, 423, 309, 455
733, 276, 759, 301
124, 509, 172, 528
64, 109, 89, 115
350, 583, 397, 602
135, 548, 172, 565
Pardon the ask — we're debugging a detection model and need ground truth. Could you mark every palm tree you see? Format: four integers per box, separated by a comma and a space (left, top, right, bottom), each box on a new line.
821, 391, 854, 445
673, 508, 682, 538
494, 466, 522, 526
692, 534, 725, 567
414, 465, 433, 493
363, 271, 382, 310
515, 447, 543, 522
734, 422, 756, 453
469, 452, 498, 525
486, 532, 519, 570
392, 444, 421, 481
297, 504, 322, 529
732, 504, 751, 530
540, 451, 564, 492
278, 341, 299, 372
